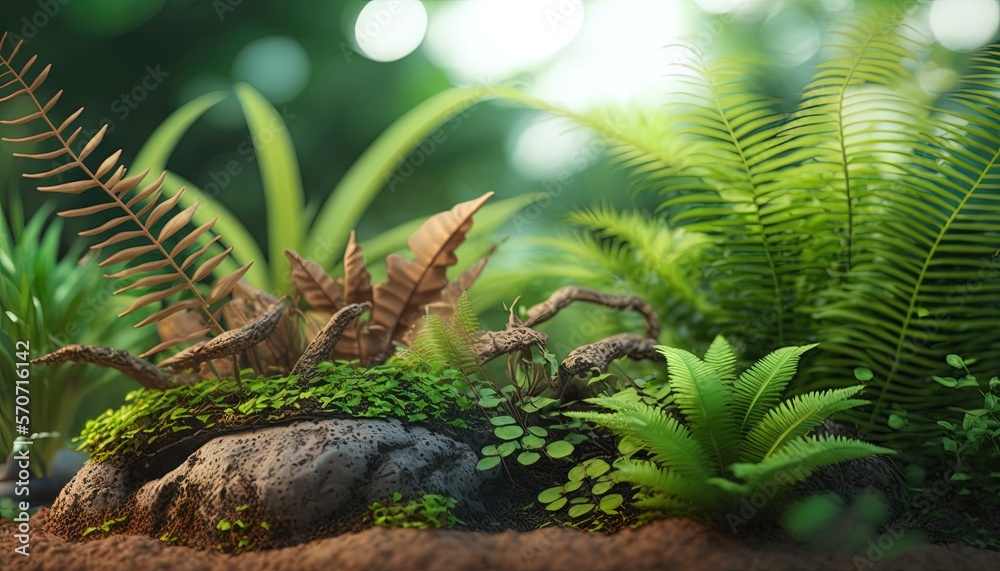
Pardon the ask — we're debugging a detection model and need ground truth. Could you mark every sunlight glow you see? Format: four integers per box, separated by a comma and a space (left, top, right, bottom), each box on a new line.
424, 0, 585, 83
928, 0, 1000, 51
508, 116, 595, 180
355, 0, 428, 62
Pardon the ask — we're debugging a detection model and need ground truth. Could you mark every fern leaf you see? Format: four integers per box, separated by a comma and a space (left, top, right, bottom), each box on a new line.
731, 344, 817, 433
366, 192, 492, 357
657, 346, 739, 469
613, 459, 715, 507
740, 386, 868, 463
703, 335, 737, 383
729, 435, 894, 492
570, 396, 713, 480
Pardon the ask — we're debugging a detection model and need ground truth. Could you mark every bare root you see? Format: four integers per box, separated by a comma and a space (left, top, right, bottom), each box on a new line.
558, 333, 663, 381
159, 296, 289, 373
523, 286, 660, 339
31, 345, 176, 390
292, 302, 370, 380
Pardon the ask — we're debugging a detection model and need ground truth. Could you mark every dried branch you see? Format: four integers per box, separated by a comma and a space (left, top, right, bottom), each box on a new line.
473, 326, 549, 364
31, 345, 176, 390
158, 297, 289, 373
523, 286, 660, 339
292, 302, 370, 380
558, 333, 663, 381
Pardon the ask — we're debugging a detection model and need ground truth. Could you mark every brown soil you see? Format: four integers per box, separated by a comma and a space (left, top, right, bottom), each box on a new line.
3, 509, 998, 571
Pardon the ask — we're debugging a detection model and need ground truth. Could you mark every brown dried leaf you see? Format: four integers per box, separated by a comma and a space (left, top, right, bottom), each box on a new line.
77, 124, 108, 162
342, 231, 372, 305
98, 244, 159, 267
120, 170, 158, 202
136, 299, 204, 328
208, 263, 253, 304
119, 283, 188, 317
36, 179, 98, 194
285, 249, 342, 312
170, 217, 218, 257
114, 273, 178, 294
181, 236, 223, 270
367, 192, 492, 358
104, 259, 171, 279
22, 160, 79, 179
95, 150, 122, 178
145, 187, 185, 227
90, 230, 144, 251
158, 201, 199, 242
192, 246, 234, 282
57, 202, 117, 218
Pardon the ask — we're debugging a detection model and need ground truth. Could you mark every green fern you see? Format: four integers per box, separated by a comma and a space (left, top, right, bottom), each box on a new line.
533, 9, 1000, 439
567, 337, 892, 521
401, 292, 480, 376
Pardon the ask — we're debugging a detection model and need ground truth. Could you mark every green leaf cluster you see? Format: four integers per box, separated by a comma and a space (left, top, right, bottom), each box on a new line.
366, 493, 462, 530
567, 337, 893, 520
524, 11, 1000, 439
537, 458, 624, 531
76, 362, 473, 462
0, 203, 155, 466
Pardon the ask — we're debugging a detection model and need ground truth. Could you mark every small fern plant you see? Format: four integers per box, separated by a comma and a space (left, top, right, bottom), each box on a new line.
566, 337, 893, 522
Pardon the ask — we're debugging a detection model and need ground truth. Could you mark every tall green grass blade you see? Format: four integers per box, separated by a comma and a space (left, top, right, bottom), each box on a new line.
234, 83, 306, 289
305, 87, 501, 268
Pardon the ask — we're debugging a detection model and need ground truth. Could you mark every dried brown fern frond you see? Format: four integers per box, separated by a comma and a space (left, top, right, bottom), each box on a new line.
0, 34, 251, 359
286, 192, 494, 366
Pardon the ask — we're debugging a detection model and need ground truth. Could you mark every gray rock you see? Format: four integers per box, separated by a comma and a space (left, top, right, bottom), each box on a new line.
48, 418, 489, 537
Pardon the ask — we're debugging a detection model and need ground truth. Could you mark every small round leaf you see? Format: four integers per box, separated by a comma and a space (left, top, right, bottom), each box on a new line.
546, 440, 574, 459
538, 486, 565, 504
567, 503, 594, 518
495, 425, 525, 440
476, 456, 501, 471
517, 452, 541, 466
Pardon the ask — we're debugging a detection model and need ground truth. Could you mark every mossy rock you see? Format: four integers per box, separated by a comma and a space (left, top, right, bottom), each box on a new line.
77, 361, 476, 466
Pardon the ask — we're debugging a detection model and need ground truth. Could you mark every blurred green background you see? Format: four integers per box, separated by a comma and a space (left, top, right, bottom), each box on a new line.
0, 0, 996, 468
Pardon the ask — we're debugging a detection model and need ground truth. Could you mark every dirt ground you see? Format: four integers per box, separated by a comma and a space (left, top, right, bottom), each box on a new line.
2, 509, 998, 571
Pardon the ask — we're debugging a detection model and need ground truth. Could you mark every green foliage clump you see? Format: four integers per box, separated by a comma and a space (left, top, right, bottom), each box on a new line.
77, 362, 473, 462
0, 204, 154, 467
537, 458, 625, 531
892, 354, 1000, 499
213, 504, 271, 552
567, 337, 893, 522
81, 516, 127, 537
366, 493, 462, 529
533, 14, 1000, 439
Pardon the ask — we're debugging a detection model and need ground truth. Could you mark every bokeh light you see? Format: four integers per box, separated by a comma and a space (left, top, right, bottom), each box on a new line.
928, 0, 1000, 51
761, 10, 821, 67
232, 36, 312, 104
423, 0, 586, 83
508, 116, 594, 180
355, 0, 428, 62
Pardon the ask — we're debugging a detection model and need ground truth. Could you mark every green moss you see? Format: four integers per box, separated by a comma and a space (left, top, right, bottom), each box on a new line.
78, 362, 473, 462
366, 493, 462, 529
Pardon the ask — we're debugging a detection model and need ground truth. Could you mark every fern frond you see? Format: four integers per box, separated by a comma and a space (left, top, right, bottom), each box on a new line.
810, 45, 1000, 430
0, 36, 251, 356
731, 344, 817, 433
570, 396, 713, 480
657, 346, 739, 468
703, 335, 737, 383
729, 435, 894, 492
740, 386, 868, 463
612, 458, 716, 507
